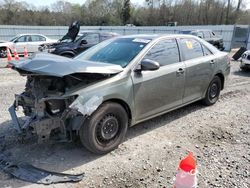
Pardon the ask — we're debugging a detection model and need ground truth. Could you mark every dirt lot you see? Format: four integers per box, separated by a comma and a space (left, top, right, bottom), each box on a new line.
0, 56, 249, 188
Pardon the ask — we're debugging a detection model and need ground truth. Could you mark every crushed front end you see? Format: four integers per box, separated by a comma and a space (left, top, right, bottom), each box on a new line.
7, 53, 122, 143
9, 74, 84, 143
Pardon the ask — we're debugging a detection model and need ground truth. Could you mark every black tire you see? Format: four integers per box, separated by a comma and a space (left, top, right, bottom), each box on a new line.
79, 102, 128, 154
240, 67, 248, 72
61, 53, 74, 58
202, 76, 222, 106
0, 47, 7, 58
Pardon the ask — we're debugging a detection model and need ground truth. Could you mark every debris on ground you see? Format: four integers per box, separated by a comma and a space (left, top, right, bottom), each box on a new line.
0, 154, 84, 185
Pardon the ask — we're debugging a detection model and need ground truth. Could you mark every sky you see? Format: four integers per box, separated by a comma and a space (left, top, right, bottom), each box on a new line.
17, 0, 144, 7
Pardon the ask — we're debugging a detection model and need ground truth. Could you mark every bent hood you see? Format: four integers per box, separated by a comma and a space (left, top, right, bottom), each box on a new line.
10, 53, 123, 77
60, 21, 80, 42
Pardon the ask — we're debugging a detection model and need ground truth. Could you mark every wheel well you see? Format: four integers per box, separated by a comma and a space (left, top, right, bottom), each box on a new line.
105, 99, 132, 124
0, 46, 8, 51
60, 52, 74, 57
215, 73, 225, 90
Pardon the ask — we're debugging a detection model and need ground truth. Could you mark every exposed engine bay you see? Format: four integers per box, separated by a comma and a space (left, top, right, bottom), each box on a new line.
9, 72, 108, 143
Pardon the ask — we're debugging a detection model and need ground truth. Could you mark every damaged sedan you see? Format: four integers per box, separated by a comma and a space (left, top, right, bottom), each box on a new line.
9, 34, 230, 154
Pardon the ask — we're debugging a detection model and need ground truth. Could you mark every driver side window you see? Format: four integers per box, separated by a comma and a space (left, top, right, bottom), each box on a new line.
143, 38, 180, 66
16, 36, 27, 42
83, 34, 100, 44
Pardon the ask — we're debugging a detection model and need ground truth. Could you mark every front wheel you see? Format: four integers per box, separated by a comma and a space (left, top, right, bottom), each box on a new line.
0, 47, 7, 58
61, 53, 74, 58
79, 102, 128, 154
202, 76, 222, 106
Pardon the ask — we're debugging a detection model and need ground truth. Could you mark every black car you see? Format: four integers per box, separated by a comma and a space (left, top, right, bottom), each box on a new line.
180, 29, 225, 51
39, 31, 119, 58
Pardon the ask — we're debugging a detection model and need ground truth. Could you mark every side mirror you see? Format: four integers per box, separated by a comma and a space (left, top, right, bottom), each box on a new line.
136, 59, 160, 72
80, 39, 88, 45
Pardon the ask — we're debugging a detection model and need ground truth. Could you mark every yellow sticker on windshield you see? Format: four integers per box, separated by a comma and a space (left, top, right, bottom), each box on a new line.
186, 41, 193, 49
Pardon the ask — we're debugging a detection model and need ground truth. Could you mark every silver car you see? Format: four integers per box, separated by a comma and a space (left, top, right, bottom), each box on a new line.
9, 34, 230, 154
0, 34, 57, 57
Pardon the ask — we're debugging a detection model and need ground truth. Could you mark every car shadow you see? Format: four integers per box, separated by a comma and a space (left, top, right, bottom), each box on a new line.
0, 101, 205, 187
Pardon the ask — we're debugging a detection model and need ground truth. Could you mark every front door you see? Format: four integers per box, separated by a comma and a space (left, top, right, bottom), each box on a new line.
14, 35, 28, 53
131, 38, 185, 122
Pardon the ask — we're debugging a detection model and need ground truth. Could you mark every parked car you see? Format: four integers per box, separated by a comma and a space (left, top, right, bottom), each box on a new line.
240, 50, 250, 70
180, 30, 225, 51
40, 31, 120, 58
9, 34, 230, 154
0, 34, 57, 58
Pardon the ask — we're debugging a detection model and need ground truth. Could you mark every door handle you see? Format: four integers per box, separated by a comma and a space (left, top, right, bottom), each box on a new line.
176, 68, 185, 74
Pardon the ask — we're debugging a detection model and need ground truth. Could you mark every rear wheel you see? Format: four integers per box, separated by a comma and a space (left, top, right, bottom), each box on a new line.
202, 76, 222, 106
79, 102, 128, 154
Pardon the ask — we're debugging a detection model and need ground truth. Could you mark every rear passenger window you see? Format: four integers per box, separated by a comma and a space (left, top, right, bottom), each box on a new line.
144, 39, 180, 66
31, 35, 44, 42
202, 45, 213, 56
180, 38, 204, 60
39, 36, 46, 41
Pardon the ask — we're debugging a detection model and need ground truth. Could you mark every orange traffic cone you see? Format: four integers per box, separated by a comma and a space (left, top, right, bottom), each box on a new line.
174, 152, 197, 188
6, 48, 12, 62
14, 48, 20, 60
24, 47, 28, 58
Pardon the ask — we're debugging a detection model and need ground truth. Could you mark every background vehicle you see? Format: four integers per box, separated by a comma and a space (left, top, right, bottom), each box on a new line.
180, 29, 225, 51
9, 34, 230, 154
40, 31, 120, 58
240, 50, 250, 70
0, 34, 57, 58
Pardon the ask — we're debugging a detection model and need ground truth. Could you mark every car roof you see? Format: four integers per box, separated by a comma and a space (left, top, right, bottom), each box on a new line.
15, 34, 47, 37
117, 34, 201, 40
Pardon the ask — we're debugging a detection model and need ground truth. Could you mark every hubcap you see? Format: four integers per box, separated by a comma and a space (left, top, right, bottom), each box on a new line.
96, 114, 119, 143
209, 83, 218, 99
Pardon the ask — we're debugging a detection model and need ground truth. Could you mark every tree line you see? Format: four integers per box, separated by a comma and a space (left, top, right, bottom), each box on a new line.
0, 0, 249, 26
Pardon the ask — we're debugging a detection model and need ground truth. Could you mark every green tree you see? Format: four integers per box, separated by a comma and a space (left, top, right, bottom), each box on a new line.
122, 0, 131, 24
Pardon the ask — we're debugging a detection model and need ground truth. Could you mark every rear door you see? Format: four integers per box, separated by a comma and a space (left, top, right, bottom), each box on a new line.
28, 35, 46, 52
178, 38, 215, 103
132, 38, 185, 121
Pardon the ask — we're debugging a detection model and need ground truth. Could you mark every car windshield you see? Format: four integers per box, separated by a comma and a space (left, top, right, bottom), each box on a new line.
75, 38, 151, 68
9, 36, 18, 42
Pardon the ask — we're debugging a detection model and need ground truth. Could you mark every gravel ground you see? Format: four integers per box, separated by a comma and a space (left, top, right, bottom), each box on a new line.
0, 56, 249, 188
